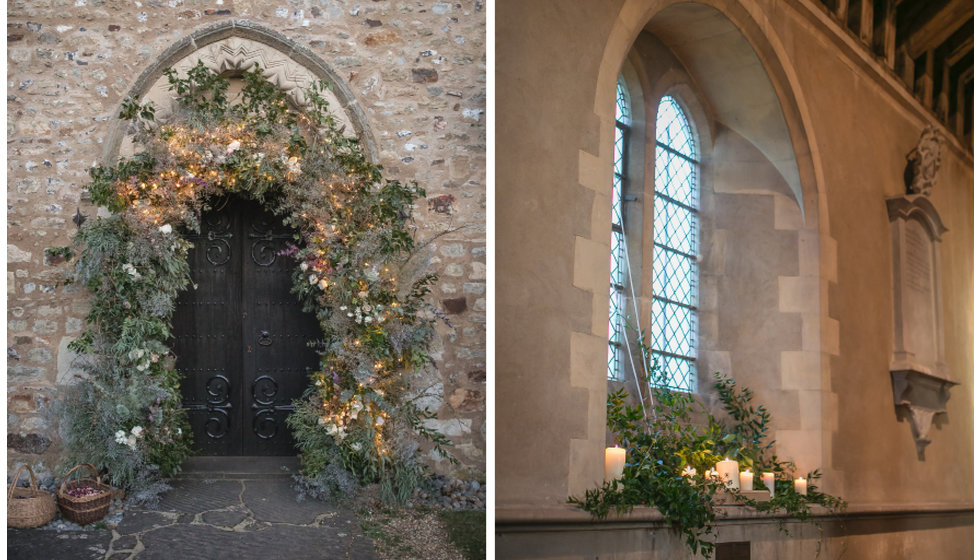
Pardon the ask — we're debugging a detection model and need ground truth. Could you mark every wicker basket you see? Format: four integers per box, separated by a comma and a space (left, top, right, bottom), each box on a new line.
56, 463, 112, 526
7, 464, 57, 529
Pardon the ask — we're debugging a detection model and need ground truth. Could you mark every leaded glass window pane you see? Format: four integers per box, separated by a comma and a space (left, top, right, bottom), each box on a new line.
609, 78, 631, 380
651, 95, 698, 392
615, 80, 631, 126
655, 97, 696, 158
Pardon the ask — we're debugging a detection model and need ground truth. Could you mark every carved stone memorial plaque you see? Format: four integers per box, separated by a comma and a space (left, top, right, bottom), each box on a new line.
886, 194, 956, 457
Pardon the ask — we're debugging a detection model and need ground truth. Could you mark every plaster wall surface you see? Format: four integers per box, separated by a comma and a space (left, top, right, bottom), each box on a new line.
496, 0, 615, 505
770, 4, 974, 504
496, 0, 973, 554
7, 0, 486, 477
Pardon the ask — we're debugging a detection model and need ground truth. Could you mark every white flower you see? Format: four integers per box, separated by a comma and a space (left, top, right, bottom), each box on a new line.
177, 428, 182, 436
351, 442, 362, 452
308, 274, 318, 285
115, 430, 127, 444
131, 426, 144, 438
319, 279, 329, 291
300, 262, 309, 272
362, 304, 372, 313
358, 291, 368, 298
325, 424, 338, 435
126, 435, 137, 449
365, 267, 380, 282
375, 416, 385, 427
339, 306, 347, 311
226, 140, 241, 154
159, 224, 173, 235
286, 156, 301, 174
122, 263, 142, 280
364, 317, 373, 323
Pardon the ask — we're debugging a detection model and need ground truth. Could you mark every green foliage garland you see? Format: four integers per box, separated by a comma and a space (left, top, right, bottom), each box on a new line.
59, 62, 450, 502
569, 344, 846, 558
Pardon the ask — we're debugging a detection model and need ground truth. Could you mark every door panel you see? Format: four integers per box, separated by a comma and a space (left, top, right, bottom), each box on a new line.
173, 198, 319, 456
241, 209, 321, 455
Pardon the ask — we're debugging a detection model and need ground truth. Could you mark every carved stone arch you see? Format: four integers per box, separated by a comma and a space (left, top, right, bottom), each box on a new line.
102, 20, 378, 164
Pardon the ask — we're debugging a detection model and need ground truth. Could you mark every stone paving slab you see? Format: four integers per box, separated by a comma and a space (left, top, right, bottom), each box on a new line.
201, 509, 249, 528
7, 527, 113, 560
138, 522, 358, 559
115, 511, 178, 535
243, 478, 339, 524
7, 475, 377, 559
155, 479, 243, 514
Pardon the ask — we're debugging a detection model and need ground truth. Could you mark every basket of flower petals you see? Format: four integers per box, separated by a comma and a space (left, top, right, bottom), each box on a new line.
56, 463, 113, 525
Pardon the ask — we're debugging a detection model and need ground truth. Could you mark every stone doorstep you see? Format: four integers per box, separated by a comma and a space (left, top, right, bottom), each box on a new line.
177, 456, 300, 479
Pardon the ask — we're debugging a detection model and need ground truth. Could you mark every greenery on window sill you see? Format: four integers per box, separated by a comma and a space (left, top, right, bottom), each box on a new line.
569, 350, 846, 558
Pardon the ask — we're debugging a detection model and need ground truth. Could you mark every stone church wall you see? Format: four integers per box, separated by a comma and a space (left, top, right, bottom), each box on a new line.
7, 0, 486, 477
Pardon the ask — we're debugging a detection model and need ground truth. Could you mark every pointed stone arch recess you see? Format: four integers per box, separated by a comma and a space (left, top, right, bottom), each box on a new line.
563, 0, 842, 500
102, 20, 378, 165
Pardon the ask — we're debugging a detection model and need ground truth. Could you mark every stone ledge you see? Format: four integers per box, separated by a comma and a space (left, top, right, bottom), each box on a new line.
495, 502, 973, 527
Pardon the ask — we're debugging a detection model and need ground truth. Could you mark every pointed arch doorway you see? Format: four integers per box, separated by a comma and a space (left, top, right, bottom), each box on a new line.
171, 196, 320, 456
103, 21, 378, 458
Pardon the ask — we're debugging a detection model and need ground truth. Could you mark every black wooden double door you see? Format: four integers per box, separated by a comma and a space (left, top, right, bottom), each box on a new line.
172, 198, 320, 456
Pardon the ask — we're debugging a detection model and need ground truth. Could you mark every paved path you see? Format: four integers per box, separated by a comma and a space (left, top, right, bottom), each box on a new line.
7, 459, 377, 560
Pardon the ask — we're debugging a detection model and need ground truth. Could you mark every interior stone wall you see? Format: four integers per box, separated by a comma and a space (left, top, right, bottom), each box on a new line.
7, 0, 486, 478
497, 0, 972, 557
496, 508, 973, 560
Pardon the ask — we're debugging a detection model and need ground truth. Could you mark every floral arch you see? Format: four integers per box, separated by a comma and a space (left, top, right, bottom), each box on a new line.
59, 48, 448, 503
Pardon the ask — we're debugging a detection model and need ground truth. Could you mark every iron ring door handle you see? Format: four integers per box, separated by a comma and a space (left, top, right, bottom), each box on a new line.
258, 330, 273, 346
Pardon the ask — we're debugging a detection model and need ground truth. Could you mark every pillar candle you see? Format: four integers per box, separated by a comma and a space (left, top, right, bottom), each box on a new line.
762, 472, 775, 497
715, 457, 740, 491
604, 447, 626, 482
794, 477, 807, 496
739, 470, 753, 492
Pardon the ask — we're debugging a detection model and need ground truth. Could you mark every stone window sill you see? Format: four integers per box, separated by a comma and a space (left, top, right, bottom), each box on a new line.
495, 502, 973, 526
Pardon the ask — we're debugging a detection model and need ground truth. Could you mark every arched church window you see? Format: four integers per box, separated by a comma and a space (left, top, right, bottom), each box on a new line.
651, 96, 699, 392
607, 77, 631, 380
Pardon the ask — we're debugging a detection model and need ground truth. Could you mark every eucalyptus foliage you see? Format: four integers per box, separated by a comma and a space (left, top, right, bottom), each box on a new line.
59, 61, 450, 502
569, 343, 846, 558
